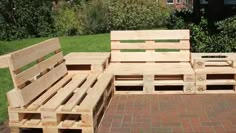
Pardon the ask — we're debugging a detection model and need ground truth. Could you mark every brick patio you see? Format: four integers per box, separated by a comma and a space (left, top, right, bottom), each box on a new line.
98, 94, 236, 133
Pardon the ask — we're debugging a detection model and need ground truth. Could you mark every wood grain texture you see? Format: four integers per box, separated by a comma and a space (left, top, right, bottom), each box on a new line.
20, 62, 67, 106
9, 38, 60, 70
111, 30, 190, 40
111, 52, 190, 62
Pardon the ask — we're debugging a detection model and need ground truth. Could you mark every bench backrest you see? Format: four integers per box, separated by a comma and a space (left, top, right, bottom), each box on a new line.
8, 38, 67, 106
110, 30, 190, 63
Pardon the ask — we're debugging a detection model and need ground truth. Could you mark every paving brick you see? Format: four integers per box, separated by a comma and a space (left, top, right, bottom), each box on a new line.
110, 127, 131, 133
98, 95, 236, 133
191, 118, 201, 127
161, 122, 181, 127
152, 127, 172, 133
201, 121, 222, 126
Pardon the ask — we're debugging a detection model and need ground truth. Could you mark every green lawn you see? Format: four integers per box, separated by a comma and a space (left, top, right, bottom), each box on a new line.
0, 33, 110, 124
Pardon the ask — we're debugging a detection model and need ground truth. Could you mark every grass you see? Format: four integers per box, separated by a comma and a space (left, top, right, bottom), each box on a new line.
0, 33, 110, 124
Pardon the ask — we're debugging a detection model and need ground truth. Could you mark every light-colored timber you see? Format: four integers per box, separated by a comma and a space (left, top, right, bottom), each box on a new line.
3, 38, 114, 133
108, 30, 195, 94
192, 53, 236, 93
3, 30, 236, 133
64, 52, 110, 72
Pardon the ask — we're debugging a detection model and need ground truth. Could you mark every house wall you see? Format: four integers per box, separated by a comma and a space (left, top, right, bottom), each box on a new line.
166, 0, 193, 9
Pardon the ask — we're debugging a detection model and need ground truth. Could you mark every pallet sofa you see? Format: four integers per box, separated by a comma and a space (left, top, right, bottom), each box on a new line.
1, 29, 236, 133
106, 30, 236, 94
3, 38, 114, 133
107, 30, 195, 94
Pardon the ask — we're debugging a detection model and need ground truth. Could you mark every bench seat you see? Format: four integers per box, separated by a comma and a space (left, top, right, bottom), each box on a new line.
107, 63, 194, 75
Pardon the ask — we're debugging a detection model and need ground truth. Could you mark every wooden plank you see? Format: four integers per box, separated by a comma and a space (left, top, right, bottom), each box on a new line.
115, 81, 143, 86
183, 82, 195, 92
43, 127, 59, 133
58, 122, 93, 131
143, 75, 154, 93
111, 42, 190, 50
107, 63, 194, 75
193, 59, 206, 69
0, 54, 10, 68
62, 120, 75, 127
20, 62, 67, 106
62, 73, 100, 112
195, 67, 236, 74
191, 53, 236, 59
77, 73, 113, 112
65, 52, 110, 57
196, 84, 206, 92
179, 40, 190, 54
10, 128, 20, 133
111, 30, 190, 40
41, 74, 88, 111
195, 90, 235, 94
205, 62, 231, 66
27, 74, 74, 111
65, 53, 110, 59
8, 112, 22, 123
184, 74, 195, 82
114, 91, 185, 94
66, 60, 105, 65
111, 52, 190, 62
7, 89, 23, 108
14, 52, 64, 86
27, 119, 41, 126
153, 80, 185, 85
9, 38, 61, 70
206, 80, 236, 85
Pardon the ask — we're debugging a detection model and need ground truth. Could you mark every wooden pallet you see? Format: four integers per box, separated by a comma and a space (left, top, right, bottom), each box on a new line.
9, 72, 113, 133
108, 30, 195, 94
8, 72, 113, 133
10, 127, 93, 133
192, 53, 236, 93
64, 52, 110, 72
107, 63, 195, 94
3, 38, 114, 133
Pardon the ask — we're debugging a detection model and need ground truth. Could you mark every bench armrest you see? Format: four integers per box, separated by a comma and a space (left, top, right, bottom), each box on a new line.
0, 54, 10, 68
191, 53, 236, 69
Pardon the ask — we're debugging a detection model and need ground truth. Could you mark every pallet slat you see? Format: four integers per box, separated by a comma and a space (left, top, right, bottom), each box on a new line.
78, 73, 113, 112
111, 30, 190, 40
41, 74, 88, 111
27, 74, 74, 111
62, 73, 100, 112
14, 52, 64, 86
9, 38, 61, 71
8, 63, 67, 107
111, 42, 190, 50
111, 52, 190, 62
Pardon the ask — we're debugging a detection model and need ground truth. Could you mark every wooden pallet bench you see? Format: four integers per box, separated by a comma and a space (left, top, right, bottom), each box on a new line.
106, 30, 195, 94
192, 53, 236, 93
1, 38, 114, 133
2, 29, 236, 133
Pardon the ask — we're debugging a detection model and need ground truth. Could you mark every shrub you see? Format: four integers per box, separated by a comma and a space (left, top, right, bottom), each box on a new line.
80, 0, 109, 34
54, 4, 82, 36
190, 15, 236, 52
0, 0, 55, 40
166, 8, 193, 29
107, 0, 172, 30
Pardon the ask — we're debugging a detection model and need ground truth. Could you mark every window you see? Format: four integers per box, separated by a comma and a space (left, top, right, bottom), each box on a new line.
224, 0, 236, 5
167, 0, 174, 4
200, 0, 208, 4
176, 0, 182, 4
